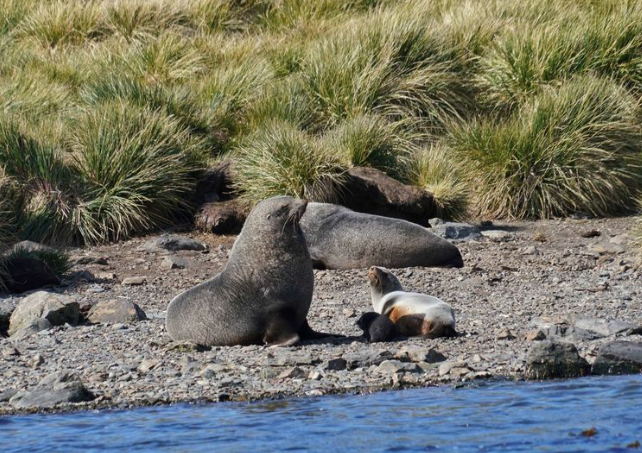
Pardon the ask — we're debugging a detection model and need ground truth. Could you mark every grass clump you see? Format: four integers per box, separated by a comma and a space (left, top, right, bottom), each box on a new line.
407, 144, 469, 221
233, 121, 346, 205
449, 75, 642, 219
70, 103, 207, 244
323, 114, 413, 176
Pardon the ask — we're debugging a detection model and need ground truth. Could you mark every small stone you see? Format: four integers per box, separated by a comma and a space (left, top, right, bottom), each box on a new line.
122, 277, 146, 286
277, 367, 306, 379
395, 347, 446, 363
28, 354, 44, 368
88, 299, 147, 324
165, 341, 211, 353
137, 359, 160, 374
580, 229, 601, 238
438, 361, 468, 376
376, 360, 420, 374
2, 346, 20, 357
161, 256, 189, 270
96, 272, 116, 280
496, 327, 516, 340
342, 308, 356, 318
521, 246, 539, 256
526, 330, 546, 341
481, 230, 513, 241
323, 358, 347, 371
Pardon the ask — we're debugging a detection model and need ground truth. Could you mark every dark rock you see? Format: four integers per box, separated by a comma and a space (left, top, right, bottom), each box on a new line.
4, 257, 60, 293
323, 358, 347, 371
143, 235, 208, 253
343, 350, 394, 369
592, 341, 642, 375
0, 299, 14, 335
524, 341, 590, 380
195, 199, 247, 235
87, 299, 147, 324
8, 292, 80, 336
9, 371, 93, 409
573, 317, 642, 338
71, 256, 109, 266
194, 160, 234, 205
339, 167, 435, 226
165, 341, 211, 353
432, 222, 482, 241
580, 229, 601, 238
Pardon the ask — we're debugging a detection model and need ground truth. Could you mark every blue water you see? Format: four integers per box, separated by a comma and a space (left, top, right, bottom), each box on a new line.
1, 375, 641, 453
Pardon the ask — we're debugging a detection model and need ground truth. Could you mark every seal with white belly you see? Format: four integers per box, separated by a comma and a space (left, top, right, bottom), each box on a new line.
367, 266, 457, 338
166, 196, 322, 347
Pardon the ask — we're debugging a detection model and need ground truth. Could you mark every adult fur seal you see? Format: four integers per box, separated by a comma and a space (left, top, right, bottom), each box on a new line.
368, 266, 457, 338
300, 203, 463, 269
166, 196, 323, 347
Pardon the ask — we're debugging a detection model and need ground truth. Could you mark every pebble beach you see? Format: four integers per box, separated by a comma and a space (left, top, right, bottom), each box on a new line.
1, 216, 640, 415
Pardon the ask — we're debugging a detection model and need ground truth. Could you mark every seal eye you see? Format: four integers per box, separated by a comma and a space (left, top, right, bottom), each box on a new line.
267, 214, 271, 220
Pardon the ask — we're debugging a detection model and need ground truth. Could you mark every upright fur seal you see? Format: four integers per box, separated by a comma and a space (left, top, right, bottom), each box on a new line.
300, 203, 463, 270
166, 196, 320, 347
368, 266, 457, 338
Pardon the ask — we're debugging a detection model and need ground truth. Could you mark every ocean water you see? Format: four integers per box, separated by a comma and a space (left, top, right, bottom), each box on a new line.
1, 375, 641, 453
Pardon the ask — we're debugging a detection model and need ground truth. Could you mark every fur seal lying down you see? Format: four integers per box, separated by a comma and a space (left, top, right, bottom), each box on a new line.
166, 196, 323, 347
300, 203, 463, 270
368, 266, 457, 338
356, 312, 397, 343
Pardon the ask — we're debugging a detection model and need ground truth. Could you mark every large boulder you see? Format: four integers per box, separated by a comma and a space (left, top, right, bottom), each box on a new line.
339, 167, 436, 226
592, 341, 642, 375
4, 256, 60, 293
524, 340, 590, 380
87, 299, 147, 324
195, 199, 247, 235
10, 371, 93, 409
8, 291, 80, 336
573, 318, 642, 339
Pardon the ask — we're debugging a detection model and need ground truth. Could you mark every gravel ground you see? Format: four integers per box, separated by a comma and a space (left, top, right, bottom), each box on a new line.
0, 217, 640, 415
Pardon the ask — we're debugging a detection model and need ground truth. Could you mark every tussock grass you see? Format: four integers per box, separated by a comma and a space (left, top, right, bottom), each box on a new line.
450, 75, 642, 219
233, 121, 346, 205
323, 114, 413, 176
5, 247, 71, 278
407, 144, 469, 221
71, 103, 207, 243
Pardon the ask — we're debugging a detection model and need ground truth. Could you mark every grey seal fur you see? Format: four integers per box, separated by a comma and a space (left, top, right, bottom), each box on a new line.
300, 202, 463, 269
368, 266, 457, 338
166, 196, 321, 346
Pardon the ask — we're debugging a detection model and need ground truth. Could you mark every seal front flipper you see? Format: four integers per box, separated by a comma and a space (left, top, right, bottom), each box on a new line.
263, 308, 300, 347
298, 319, 343, 340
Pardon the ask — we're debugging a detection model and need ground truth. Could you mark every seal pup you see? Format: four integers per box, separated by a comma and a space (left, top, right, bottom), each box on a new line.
166, 196, 322, 347
367, 266, 457, 338
300, 203, 463, 270
356, 312, 397, 343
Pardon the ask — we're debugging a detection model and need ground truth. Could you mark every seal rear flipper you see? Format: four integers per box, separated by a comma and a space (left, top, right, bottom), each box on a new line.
298, 319, 343, 340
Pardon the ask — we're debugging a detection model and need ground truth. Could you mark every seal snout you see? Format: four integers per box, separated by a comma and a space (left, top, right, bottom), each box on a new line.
367, 266, 380, 285
288, 199, 308, 224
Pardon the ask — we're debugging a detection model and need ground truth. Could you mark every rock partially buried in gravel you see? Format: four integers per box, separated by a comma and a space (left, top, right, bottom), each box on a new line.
143, 235, 208, 253
87, 299, 147, 324
524, 341, 590, 380
573, 317, 642, 338
431, 223, 482, 241
9, 371, 93, 409
8, 292, 80, 336
122, 277, 146, 286
10, 317, 52, 340
592, 341, 642, 375
587, 242, 625, 255
161, 256, 189, 270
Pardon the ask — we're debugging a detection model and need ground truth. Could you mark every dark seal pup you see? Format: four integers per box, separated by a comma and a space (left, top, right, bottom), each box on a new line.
300, 202, 463, 269
166, 196, 321, 347
356, 312, 397, 343
368, 266, 457, 338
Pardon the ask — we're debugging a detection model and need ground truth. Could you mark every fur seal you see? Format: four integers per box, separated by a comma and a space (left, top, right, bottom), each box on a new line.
368, 266, 457, 338
300, 203, 463, 269
166, 196, 322, 347
356, 312, 397, 343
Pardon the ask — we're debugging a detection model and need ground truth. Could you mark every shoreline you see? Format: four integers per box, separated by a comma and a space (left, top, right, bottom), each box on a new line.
1, 216, 640, 416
